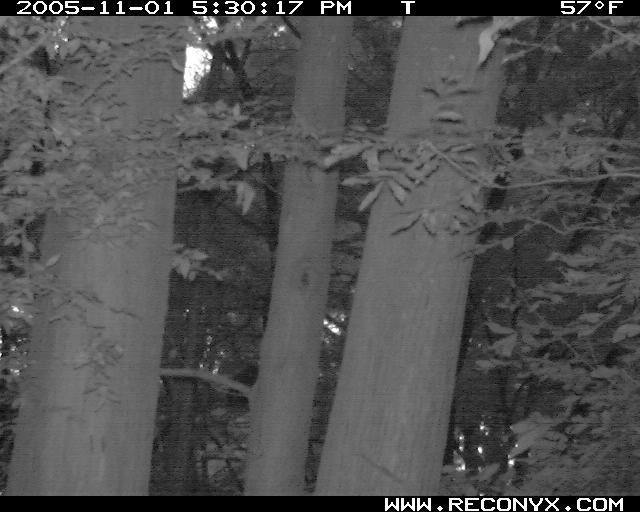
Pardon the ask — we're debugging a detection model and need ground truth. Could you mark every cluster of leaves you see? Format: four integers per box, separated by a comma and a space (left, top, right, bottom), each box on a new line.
439, 16, 640, 493
460, 109, 640, 493
327, 85, 504, 235
0, 17, 288, 326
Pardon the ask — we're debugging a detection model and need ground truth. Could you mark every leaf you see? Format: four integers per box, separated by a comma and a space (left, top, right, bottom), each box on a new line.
229, 145, 250, 171
509, 424, 550, 458
96, 40, 110, 53
362, 147, 380, 172
388, 180, 408, 203
577, 312, 602, 324
45, 254, 60, 268
458, 155, 480, 167
565, 268, 590, 283
392, 212, 421, 234
486, 321, 514, 336
597, 297, 617, 309
577, 325, 598, 338
590, 366, 620, 380
567, 422, 589, 436
435, 110, 464, 123
477, 463, 500, 481
422, 212, 439, 234
324, 142, 367, 168
460, 190, 482, 213
478, 25, 497, 65
342, 176, 371, 187
502, 49, 529, 64
235, 182, 255, 215
501, 237, 514, 250
511, 417, 541, 435
492, 333, 517, 358
612, 324, 640, 343
359, 182, 383, 211
66, 38, 82, 57
170, 58, 184, 73
478, 17, 532, 65
22, 239, 35, 254
476, 359, 497, 371
189, 249, 209, 262
176, 258, 190, 279
390, 170, 415, 191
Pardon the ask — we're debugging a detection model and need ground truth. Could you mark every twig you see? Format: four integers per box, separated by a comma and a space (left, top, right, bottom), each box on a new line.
0, 33, 49, 76
160, 367, 252, 397
422, 139, 491, 186
281, 16, 301, 39
588, 17, 640, 49
520, 216, 613, 237
502, 172, 640, 190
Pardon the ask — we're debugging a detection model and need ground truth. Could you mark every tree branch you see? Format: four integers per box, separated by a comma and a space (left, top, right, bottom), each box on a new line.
160, 367, 252, 397
0, 33, 48, 76
281, 16, 301, 39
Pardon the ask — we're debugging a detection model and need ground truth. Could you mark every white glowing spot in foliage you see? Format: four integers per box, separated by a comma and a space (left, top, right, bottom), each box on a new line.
323, 319, 341, 335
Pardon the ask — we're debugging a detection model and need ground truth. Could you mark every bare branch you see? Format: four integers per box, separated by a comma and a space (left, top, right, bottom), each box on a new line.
0, 33, 49, 76
160, 367, 252, 397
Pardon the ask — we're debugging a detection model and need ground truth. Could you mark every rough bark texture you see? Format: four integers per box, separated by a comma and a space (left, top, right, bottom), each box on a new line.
158, 278, 205, 496
7, 17, 185, 495
156, 193, 213, 496
315, 17, 503, 495
244, 17, 352, 495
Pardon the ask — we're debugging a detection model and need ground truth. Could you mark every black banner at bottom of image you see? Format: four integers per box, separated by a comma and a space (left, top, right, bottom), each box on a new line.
382, 497, 628, 512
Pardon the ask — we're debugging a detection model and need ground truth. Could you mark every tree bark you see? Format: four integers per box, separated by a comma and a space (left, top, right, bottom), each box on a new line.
7, 17, 185, 495
244, 17, 352, 495
156, 192, 216, 496
315, 17, 503, 495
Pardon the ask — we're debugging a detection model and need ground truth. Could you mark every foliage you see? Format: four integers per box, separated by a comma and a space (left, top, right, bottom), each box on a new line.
443, 16, 640, 495
4, 14, 640, 495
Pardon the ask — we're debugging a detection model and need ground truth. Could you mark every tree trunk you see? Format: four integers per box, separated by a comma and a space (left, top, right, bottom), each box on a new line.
159, 283, 205, 496
156, 193, 215, 496
315, 17, 503, 495
7, 17, 185, 495
244, 17, 352, 495
158, 377, 197, 494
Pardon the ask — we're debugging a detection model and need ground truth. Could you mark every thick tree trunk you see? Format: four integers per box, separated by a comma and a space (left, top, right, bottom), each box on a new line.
244, 17, 352, 495
315, 17, 503, 495
7, 17, 185, 495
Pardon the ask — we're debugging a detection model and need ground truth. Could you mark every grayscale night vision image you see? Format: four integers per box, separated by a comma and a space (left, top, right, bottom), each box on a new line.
0, 14, 639, 499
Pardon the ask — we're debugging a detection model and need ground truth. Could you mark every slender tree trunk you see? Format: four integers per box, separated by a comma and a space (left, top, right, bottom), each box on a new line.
160, 281, 205, 496
158, 193, 215, 496
315, 17, 503, 495
244, 17, 352, 495
7, 17, 185, 495
163, 379, 197, 493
